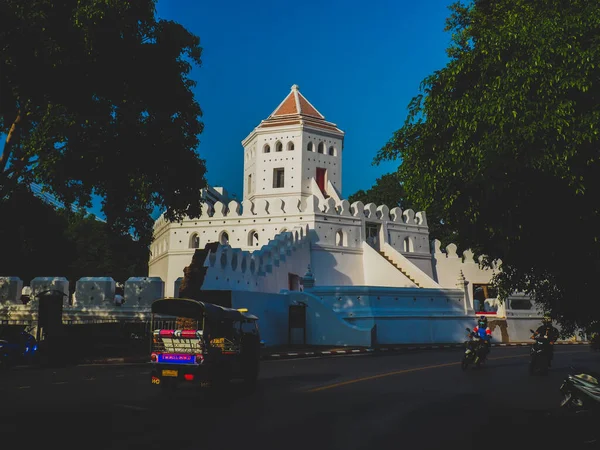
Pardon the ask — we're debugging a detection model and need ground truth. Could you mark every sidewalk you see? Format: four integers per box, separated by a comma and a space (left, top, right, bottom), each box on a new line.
76, 340, 591, 365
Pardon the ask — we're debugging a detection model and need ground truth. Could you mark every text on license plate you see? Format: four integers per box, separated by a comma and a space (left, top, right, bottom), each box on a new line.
162, 369, 178, 377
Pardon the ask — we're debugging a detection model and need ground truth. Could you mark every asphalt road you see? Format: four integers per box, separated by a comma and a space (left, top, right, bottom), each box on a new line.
2, 347, 599, 450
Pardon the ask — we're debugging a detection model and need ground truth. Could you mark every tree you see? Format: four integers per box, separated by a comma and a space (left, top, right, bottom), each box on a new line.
375, 0, 600, 333
63, 211, 149, 283
0, 185, 73, 283
348, 173, 407, 209
0, 0, 207, 246
348, 172, 457, 247
0, 186, 148, 287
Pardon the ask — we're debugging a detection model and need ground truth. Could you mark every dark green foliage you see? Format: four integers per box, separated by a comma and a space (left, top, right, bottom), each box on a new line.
348, 172, 457, 248
0, 0, 207, 246
0, 186, 148, 286
376, 0, 600, 332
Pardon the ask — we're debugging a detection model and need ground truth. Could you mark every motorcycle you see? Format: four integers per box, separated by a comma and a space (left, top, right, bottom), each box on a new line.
529, 329, 552, 375
0, 327, 38, 369
461, 327, 488, 370
560, 366, 600, 414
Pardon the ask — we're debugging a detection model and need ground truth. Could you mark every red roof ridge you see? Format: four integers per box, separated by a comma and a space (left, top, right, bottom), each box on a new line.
257, 84, 344, 135
269, 84, 325, 119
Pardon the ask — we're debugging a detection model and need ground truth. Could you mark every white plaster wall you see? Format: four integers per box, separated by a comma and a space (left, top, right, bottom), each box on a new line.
149, 189, 441, 305
431, 240, 504, 313
148, 251, 172, 294
312, 216, 362, 248
432, 240, 497, 288
380, 243, 441, 289
201, 228, 311, 294
166, 253, 198, 298
302, 130, 343, 197
387, 225, 430, 255
306, 285, 471, 344
74, 277, 115, 306
0, 277, 23, 304
30, 277, 70, 307
124, 277, 165, 306
313, 287, 467, 317
250, 130, 303, 201
362, 243, 416, 287
230, 290, 292, 347
407, 254, 435, 279
243, 138, 257, 201
288, 291, 372, 347
365, 317, 474, 344
310, 246, 365, 286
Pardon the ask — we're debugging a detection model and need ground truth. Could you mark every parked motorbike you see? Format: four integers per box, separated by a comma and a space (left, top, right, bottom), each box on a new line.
529, 329, 552, 375
0, 327, 38, 369
560, 366, 600, 414
461, 327, 487, 370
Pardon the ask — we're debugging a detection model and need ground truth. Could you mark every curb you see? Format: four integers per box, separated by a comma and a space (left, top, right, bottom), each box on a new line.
262, 348, 376, 360
262, 341, 591, 360
76, 341, 592, 364
78, 356, 149, 365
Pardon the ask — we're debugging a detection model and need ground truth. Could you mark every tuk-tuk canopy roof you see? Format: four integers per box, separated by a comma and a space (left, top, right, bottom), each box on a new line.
151, 298, 258, 322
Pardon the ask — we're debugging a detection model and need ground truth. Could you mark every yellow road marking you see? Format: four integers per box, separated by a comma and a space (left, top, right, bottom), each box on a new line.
306, 350, 587, 393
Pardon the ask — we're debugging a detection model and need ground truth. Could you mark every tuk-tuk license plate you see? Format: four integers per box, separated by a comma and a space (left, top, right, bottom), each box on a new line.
162, 369, 178, 377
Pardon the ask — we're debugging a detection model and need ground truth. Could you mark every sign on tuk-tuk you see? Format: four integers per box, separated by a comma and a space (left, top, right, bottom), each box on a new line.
149, 298, 261, 392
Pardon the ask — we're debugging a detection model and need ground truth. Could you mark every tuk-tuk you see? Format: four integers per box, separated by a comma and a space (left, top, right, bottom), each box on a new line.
149, 297, 261, 391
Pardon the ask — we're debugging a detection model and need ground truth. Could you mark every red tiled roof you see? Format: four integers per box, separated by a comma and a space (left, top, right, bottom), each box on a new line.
297, 93, 323, 119
272, 92, 298, 116
258, 84, 342, 134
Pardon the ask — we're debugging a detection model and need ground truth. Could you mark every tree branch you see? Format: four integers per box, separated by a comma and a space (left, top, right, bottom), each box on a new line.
0, 111, 23, 174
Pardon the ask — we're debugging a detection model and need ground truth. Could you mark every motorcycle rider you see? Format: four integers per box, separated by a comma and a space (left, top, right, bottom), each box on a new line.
531, 314, 559, 367
472, 315, 492, 357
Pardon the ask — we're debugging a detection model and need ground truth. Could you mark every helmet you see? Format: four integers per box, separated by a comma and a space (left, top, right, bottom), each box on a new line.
478, 315, 488, 327
542, 314, 552, 325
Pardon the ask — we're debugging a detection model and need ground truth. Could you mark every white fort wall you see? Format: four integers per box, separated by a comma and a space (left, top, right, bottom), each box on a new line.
200, 226, 311, 293
149, 193, 433, 297
242, 130, 343, 201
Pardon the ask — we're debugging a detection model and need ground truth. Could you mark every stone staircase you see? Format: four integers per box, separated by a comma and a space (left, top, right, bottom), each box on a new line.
378, 251, 420, 287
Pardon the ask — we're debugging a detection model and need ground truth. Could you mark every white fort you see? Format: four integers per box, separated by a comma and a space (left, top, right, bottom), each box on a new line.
147, 84, 544, 346
149, 84, 434, 296
0, 86, 566, 346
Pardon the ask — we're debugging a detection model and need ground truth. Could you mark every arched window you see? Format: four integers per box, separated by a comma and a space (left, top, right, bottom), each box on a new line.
287, 141, 294, 151
307, 142, 314, 152
263, 144, 270, 153
219, 231, 229, 245
190, 233, 200, 249
248, 230, 259, 247
328, 146, 335, 156
336, 230, 344, 246
247, 174, 252, 194
275, 141, 283, 152
317, 142, 324, 153
403, 237, 413, 253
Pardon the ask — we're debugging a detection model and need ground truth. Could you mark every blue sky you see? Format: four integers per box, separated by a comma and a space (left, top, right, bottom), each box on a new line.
150, 0, 454, 212
13, 0, 456, 220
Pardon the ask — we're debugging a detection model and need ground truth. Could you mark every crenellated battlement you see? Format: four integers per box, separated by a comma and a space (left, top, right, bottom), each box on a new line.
199, 225, 311, 293
206, 225, 308, 274
431, 239, 501, 270
152, 194, 428, 235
